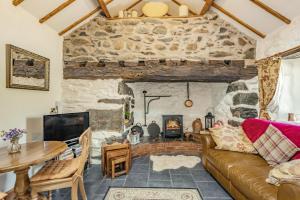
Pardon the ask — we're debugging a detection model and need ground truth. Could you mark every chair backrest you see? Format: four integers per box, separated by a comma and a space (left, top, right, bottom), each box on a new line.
76, 127, 91, 176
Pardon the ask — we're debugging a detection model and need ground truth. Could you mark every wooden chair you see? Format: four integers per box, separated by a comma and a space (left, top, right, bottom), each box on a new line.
0, 192, 7, 200
30, 128, 91, 200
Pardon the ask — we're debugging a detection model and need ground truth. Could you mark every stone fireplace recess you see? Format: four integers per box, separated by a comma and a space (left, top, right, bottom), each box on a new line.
162, 115, 183, 139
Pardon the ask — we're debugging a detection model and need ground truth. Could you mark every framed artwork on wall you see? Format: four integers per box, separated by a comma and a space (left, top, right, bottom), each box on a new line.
6, 44, 50, 91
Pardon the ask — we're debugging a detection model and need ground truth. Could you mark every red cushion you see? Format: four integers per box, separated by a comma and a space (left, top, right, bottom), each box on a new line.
242, 118, 300, 160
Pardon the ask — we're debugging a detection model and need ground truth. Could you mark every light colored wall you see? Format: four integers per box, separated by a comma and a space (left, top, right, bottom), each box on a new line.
256, 16, 300, 59
0, 0, 63, 192
128, 82, 228, 134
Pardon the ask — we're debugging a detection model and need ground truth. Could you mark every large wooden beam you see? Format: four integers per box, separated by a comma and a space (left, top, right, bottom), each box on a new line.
64, 60, 257, 82
250, 0, 291, 24
12, 0, 24, 6
59, 7, 101, 36
212, 2, 266, 38
171, 0, 197, 16
97, 0, 111, 18
200, 0, 214, 15
39, 0, 75, 23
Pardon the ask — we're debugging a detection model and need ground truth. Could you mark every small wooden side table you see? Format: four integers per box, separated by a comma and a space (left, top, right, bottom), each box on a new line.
101, 142, 131, 176
111, 156, 129, 178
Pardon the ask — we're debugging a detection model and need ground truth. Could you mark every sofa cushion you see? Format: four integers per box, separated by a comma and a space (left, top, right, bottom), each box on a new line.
229, 166, 278, 200
242, 118, 300, 160
207, 149, 267, 178
266, 159, 300, 186
209, 125, 257, 154
254, 124, 299, 166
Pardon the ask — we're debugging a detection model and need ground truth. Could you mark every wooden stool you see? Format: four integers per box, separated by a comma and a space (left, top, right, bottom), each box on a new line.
111, 156, 129, 178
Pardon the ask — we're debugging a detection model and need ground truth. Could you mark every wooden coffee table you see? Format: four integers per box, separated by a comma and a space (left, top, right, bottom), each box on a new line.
0, 141, 67, 199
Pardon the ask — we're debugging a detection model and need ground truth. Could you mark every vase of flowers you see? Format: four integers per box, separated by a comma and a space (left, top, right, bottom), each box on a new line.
0, 128, 25, 154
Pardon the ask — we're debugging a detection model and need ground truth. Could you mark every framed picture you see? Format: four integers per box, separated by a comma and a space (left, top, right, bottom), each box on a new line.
6, 44, 50, 91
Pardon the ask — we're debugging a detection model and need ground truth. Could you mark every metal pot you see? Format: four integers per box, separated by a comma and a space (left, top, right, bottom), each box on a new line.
131, 123, 144, 137
147, 121, 160, 139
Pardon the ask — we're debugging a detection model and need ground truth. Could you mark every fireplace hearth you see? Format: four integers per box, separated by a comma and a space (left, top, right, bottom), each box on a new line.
162, 115, 183, 140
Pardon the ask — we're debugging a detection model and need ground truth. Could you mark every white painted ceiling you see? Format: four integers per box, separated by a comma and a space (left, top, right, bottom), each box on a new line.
19, 0, 300, 39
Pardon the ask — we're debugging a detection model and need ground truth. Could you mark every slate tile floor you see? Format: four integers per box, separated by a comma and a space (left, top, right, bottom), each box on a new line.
50, 155, 232, 200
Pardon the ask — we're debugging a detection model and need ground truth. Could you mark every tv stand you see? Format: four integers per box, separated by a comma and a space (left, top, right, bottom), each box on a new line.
65, 137, 79, 147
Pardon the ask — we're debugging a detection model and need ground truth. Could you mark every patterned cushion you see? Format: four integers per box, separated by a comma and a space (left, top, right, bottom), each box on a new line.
209, 125, 257, 154
266, 159, 300, 186
31, 157, 80, 182
254, 124, 299, 166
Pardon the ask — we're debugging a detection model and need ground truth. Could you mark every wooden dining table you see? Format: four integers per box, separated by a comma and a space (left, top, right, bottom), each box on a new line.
0, 141, 67, 200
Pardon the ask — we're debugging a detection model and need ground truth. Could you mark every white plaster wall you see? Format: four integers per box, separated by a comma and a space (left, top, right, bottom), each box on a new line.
128, 82, 228, 134
0, 0, 63, 192
256, 16, 300, 59
62, 79, 124, 112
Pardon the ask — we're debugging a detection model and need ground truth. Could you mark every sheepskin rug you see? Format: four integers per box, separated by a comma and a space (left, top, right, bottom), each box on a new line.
150, 155, 201, 172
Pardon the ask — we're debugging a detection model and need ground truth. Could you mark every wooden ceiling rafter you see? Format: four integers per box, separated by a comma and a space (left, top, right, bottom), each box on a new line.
125, 0, 143, 11
59, 0, 113, 36
97, 0, 111, 18
39, 0, 75, 23
250, 0, 291, 24
59, 6, 101, 36
200, 0, 214, 16
212, 2, 266, 38
12, 0, 24, 6
171, 0, 197, 16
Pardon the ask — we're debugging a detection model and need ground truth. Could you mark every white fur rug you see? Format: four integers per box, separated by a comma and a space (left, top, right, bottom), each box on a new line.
150, 155, 201, 172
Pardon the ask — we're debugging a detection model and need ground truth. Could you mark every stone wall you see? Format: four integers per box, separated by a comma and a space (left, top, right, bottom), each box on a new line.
215, 77, 259, 126
62, 11, 259, 164
64, 11, 256, 62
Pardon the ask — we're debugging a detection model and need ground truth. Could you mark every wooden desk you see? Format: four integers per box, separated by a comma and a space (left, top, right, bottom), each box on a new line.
0, 141, 67, 199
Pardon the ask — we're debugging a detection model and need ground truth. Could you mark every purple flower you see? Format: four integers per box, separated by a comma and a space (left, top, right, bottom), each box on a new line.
1, 128, 26, 142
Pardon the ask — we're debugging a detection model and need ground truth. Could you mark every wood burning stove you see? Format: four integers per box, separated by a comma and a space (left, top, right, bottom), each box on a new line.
162, 115, 183, 139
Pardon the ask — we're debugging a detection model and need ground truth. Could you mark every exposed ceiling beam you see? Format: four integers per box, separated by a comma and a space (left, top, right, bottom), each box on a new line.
12, 0, 24, 6
171, 0, 197, 16
200, 0, 214, 15
125, 0, 143, 11
59, 0, 113, 35
97, 0, 111, 18
39, 0, 75, 23
59, 6, 101, 36
249, 0, 291, 24
212, 2, 266, 38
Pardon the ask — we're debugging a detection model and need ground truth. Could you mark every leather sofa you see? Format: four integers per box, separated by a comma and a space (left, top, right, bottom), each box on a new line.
201, 134, 300, 200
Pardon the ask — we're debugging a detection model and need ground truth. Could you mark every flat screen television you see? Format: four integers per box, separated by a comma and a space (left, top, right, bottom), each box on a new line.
43, 112, 89, 142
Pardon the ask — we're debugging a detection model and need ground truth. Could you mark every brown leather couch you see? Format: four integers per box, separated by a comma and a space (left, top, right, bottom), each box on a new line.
201, 134, 300, 200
